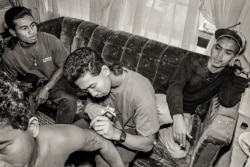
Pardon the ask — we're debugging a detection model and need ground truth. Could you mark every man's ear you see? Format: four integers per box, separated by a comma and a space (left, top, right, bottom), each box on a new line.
101, 65, 111, 76
28, 117, 39, 138
9, 29, 16, 37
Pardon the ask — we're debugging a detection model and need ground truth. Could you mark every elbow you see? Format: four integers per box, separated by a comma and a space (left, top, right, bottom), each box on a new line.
219, 96, 240, 108
220, 100, 239, 108
219, 88, 245, 108
145, 144, 154, 152
140, 135, 155, 152
141, 143, 154, 152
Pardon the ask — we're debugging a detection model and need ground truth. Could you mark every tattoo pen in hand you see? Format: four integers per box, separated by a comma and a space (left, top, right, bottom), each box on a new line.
101, 105, 116, 122
89, 105, 116, 129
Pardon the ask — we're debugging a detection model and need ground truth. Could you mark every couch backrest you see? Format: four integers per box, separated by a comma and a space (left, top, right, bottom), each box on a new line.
39, 16, 208, 93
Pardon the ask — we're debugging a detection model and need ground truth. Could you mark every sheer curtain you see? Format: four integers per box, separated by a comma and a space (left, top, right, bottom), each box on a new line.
37, 0, 201, 51
36, 0, 59, 22
200, 0, 247, 55
9, 0, 23, 6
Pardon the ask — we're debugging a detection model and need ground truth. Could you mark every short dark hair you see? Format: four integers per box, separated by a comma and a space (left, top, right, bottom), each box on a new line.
5, 6, 33, 30
64, 47, 123, 83
0, 71, 33, 130
4, 6, 34, 49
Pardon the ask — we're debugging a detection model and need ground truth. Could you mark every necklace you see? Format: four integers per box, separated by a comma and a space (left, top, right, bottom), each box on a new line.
18, 41, 38, 66
206, 71, 220, 81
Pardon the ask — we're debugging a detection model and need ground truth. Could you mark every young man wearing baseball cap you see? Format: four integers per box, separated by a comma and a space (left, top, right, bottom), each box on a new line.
158, 28, 250, 158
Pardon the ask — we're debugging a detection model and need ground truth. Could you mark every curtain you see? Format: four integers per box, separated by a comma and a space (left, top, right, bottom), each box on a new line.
9, 0, 23, 6
37, 0, 90, 22
36, 0, 59, 22
37, 0, 201, 52
200, 0, 247, 55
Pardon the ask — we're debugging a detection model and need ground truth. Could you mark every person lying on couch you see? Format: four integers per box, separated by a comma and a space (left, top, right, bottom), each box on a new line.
159, 28, 250, 158
0, 71, 124, 167
63, 47, 160, 167
1, 6, 77, 124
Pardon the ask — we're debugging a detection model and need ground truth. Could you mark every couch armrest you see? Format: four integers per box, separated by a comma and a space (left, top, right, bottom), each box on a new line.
189, 96, 239, 167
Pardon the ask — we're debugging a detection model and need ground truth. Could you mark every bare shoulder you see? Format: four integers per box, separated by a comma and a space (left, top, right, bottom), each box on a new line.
39, 124, 105, 152
40, 124, 83, 140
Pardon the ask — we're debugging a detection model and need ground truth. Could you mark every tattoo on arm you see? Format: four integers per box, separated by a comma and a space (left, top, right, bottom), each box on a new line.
78, 128, 124, 167
82, 129, 105, 151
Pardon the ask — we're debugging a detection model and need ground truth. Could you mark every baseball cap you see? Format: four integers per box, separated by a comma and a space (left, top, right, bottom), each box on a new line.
215, 28, 246, 54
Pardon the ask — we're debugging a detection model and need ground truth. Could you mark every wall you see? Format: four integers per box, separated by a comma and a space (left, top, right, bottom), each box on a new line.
238, 0, 250, 118
240, 0, 250, 62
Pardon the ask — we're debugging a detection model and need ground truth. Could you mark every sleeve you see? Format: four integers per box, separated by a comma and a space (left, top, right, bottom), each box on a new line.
218, 70, 248, 107
132, 81, 160, 137
1, 53, 18, 80
44, 33, 69, 66
166, 54, 193, 117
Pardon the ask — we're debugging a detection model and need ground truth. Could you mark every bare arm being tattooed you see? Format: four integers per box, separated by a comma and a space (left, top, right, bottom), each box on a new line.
78, 128, 124, 167
48, 124, 124, 167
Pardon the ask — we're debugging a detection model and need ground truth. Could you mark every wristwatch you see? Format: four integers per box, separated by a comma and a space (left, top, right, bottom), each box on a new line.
120, 129, 127, 143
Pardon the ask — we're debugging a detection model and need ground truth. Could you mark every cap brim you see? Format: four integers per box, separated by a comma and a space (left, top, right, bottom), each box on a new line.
215, 29, 243, 48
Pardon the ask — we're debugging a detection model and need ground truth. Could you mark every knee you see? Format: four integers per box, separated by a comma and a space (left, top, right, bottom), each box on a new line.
65, 94, 76, 103
53, 92, 77, 110
158, 128, 190, 158
170, 144, 190, 158
59, 93, 77, 104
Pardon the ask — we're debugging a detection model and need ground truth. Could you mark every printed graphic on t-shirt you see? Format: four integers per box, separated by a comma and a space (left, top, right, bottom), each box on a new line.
42, 57, 52, 63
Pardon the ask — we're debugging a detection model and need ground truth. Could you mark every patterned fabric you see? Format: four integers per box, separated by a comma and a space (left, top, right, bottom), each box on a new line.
37, 111, 55, 125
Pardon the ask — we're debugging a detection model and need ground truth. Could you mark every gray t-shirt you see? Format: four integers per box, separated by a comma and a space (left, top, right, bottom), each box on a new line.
88, 68, 160, 137
1, 32, 69, 81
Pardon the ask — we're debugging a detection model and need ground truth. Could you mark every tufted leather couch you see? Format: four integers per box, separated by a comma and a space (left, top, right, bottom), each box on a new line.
1, 16, 240, 167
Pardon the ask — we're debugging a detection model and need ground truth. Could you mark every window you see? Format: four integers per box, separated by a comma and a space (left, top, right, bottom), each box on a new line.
196, 10, 216, 54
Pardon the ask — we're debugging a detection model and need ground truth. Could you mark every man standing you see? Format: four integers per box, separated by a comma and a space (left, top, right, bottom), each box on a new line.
159, 28, 250, 158
1, 6, 77, 123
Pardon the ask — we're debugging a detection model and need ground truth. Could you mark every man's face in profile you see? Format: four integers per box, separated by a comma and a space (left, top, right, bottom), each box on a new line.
74, 66, 112, 98
12, 15, 38, 44
0, 123, 35, 167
